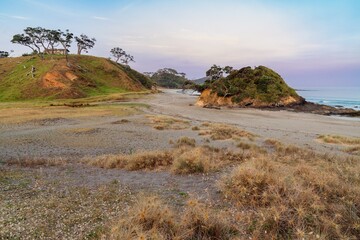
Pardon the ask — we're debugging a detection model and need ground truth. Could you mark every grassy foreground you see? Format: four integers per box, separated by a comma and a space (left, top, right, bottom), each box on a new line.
2, 136, 360, 239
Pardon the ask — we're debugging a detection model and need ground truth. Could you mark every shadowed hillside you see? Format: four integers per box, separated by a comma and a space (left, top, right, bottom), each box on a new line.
0, 55, 153, 101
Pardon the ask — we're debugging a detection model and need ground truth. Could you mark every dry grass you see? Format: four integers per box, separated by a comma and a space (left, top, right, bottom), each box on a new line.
86, 144, 249, 174
5, 157, 68, 167
318, 134, 360, 155
191, 126, 200, 131
199, 123, 256, 141
318, 134, 360, 145
146, 115, 190, 130
175, 136, 196, 147
219, 142, 360, 239
109, 195, 238, 239
86, 150, 173, 171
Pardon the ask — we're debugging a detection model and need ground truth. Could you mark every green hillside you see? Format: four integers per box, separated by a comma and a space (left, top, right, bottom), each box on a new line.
198, 66, 304, 107
0, 55, 153, 101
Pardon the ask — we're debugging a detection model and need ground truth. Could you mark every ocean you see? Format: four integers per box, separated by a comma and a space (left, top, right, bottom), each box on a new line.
296, 87, 360, 110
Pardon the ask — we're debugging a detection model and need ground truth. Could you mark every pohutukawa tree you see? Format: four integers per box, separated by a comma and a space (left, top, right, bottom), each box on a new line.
110, 47, 135, 65
206, 64, 224, 81
206, 65, 234, 81
75, 34, 96, 55
11, 27, 76, 60
0, 51, 9, 58
57, 29, 74, 64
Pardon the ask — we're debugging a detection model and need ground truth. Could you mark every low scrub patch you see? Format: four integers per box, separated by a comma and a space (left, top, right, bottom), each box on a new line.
199, 123, 256, 141
219, 144, 360, 239
146, 115, 190, 130
109, 195, 238, 239
86, 150, 173, 171
86, 143, 248, 174
174, 136, 196, 147
318, 134, 360, 155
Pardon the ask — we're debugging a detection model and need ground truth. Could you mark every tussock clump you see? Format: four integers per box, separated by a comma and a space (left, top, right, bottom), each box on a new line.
87, 145, 248, 174
175, 136, 196, 147
191, 126, 200, 131
171, 146, 245, 174
219, 144, 360, 239
109, 195, 238, 239
110, 196, 176, 239
318, 134, 360, 145
318, 134, 360, 155
199, 123, 256, 141
146, 115, 190, 130
6, 157, 68, 167
86, 151, 173, 171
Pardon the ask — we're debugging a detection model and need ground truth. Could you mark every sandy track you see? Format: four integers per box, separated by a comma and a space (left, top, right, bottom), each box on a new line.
143, 89, 360, 152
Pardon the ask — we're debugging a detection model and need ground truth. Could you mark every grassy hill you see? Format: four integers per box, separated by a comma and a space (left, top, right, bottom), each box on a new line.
0, 55, 153, 101
197, 66, 304, 107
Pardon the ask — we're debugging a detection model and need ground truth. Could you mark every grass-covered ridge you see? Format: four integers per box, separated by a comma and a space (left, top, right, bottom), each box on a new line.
198, 66, 304, 107
0, 55, 153, 101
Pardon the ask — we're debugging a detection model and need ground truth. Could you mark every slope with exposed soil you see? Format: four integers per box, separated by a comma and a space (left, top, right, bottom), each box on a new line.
0, 55, 153, 101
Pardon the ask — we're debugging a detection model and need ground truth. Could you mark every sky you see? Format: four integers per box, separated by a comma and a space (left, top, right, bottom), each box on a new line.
1, 0, 360, 88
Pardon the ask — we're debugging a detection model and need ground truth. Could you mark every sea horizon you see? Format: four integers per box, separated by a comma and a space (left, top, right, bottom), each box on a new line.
296, 86, 360, 110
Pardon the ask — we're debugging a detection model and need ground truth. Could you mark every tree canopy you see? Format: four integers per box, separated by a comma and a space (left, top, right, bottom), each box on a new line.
0, 51, 9, 58
110, 47, 135, 65
75, 34, 96, 55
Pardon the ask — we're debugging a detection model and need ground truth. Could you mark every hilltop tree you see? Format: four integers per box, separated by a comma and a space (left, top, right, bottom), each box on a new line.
75, 34, 96, 55
11, 33, 39, 55
11, 27, 75, 58
0, 51, 9, 58
206, 64, 223, 81
57, 29, 74, 64
45, 29, 61, 54
110, 47, 135, 65
151, 68, 189, 88
223, 66, 234, 74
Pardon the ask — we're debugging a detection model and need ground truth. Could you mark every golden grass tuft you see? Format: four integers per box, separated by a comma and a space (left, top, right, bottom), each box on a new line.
191, 126, 200, 131
6, 157, 68, 167
146, 115, 190, 130
199, 123, 256, 141
86, 151, 173, 171
86, 144, 248, 174
219, 144, 360, 239
318, 134, 360, 145
175, 136, 196, 147
110, 195, 238, 239
318, 134, 360, 155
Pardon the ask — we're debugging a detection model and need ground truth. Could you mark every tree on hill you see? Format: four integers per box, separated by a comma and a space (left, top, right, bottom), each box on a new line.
205, 65, 234, 82
45, 30, 61, 54
110, 47, 135, 65
150, 68, 189, 88
0, 51, 9, 58
75, 34, 96, 55
11, 33, 40, 55
57, 29, 74, 64
11, 27, 76, 59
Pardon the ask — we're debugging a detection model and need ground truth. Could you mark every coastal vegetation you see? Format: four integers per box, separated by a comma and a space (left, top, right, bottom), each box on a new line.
147, 68, 194, 89
197, 65, 304, 107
